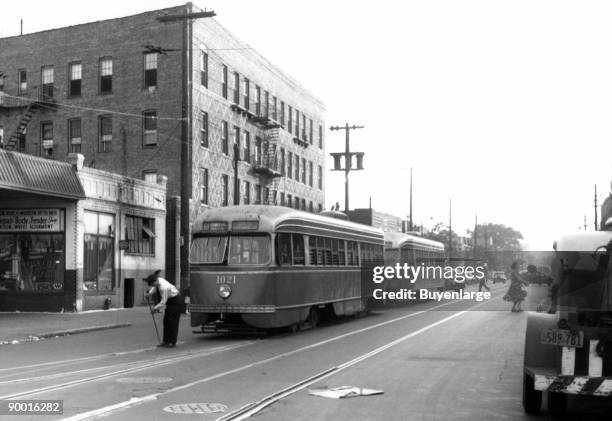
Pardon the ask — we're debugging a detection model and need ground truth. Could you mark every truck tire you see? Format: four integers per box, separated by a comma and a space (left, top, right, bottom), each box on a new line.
522, 373, 542, 414
547, 392, 567, 416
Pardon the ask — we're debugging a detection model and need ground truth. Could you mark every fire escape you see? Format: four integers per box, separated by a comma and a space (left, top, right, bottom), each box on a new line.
0, 87, 56, 151
230, 86, 285, 205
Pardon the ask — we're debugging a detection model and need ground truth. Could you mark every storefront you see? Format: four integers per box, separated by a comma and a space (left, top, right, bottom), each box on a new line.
0, 151, 166, 312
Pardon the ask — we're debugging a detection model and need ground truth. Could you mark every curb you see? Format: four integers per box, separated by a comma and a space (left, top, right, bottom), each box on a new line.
0, 323, 132, 346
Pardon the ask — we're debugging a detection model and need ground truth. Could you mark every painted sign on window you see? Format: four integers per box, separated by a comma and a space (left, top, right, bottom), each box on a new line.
0, 209, 63, 232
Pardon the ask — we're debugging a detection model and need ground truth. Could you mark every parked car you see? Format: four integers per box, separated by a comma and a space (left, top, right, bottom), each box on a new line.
490, 271, 507, 283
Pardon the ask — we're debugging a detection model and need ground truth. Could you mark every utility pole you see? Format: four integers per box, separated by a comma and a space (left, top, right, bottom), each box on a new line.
157, 5, 216, 289
330, 123, 364, 213
409, 167, 413, 231
473, 214, 477, 257
594, 184, 598, 231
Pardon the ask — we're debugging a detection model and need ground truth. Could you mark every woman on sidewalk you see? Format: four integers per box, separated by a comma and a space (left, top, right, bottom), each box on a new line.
503, 261, 527, 312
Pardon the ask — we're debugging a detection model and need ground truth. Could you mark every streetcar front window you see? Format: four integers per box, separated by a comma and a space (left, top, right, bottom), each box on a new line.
190, 236, 228, 264
228, 235, 270, 265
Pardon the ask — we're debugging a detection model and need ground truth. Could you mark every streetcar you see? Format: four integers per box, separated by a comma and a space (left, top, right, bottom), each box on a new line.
383, 232, 446, 294
189, 205, 384, 333
523, 231, 612, 415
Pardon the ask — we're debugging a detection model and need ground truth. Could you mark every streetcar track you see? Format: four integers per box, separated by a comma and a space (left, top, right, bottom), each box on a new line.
60, 294, 501, 421
0, 341, 256, 400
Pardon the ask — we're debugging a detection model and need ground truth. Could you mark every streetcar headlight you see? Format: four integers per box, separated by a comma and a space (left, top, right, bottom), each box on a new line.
218, 284, 232, 299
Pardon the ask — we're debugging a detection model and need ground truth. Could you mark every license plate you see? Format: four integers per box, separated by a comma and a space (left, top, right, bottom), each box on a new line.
540, 329, 583, 348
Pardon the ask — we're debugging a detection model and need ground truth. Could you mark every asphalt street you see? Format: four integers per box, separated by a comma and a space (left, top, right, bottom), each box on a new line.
1, 284, 611, 421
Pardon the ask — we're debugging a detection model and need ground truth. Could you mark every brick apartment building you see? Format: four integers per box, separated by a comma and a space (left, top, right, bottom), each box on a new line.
0, 3, 326, 287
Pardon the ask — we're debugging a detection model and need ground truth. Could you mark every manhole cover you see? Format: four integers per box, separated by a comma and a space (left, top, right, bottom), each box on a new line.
116, 377, 173, 384
163, 403, 228, 414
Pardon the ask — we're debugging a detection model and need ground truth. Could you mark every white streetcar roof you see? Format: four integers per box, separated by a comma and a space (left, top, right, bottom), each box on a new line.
384, 231, 445, 251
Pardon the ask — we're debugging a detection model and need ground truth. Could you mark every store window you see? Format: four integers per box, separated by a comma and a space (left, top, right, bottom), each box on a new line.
0, 209, 65, 292
83, 211, 114, 291
125, 215, 155, 255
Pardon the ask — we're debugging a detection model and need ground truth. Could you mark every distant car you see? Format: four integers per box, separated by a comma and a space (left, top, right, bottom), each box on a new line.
490, 271, 507, 283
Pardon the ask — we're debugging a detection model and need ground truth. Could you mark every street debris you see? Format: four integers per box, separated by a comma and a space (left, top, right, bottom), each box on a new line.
308, 386, 384, 399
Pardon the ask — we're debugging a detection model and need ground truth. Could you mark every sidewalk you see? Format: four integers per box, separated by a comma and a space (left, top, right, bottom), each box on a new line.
0, 306, 157, 345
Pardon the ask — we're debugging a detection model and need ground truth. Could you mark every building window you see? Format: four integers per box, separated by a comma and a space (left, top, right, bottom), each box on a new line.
84, 211, 114, 290
287, 194, 292, 208
222, 174, 229, 206
200, 51, 208, 87
233, 126, 240, 158
318, 165, 323, 190
272, 96, 277, 121
143, 111, 157, 146
295, 197, 301, 210
200, 112, 208, 148
288, 105, 293, 134
0, 126, 3, 148
264, 91, 269, 118
302, 115, 307, 140
125, 215, 155, 255
288, 152, 293, 180
318, 204, 323, 213
100, 58, 112, 93
295, 109, 300, 138
222, 64, 228, 99
222, 121, 229, 155
280, 148, 285, 176
280, 101, 285, 126
41, 66, 54, 99
69, 62, 82, 97
263, 187, 269, 204
243, 130, 250, 163
233, 72, 240, 104
295, 155, 300, 181
244, 180, 250, 204
255, 137, 262, 164
280, 192, 285, 206
18, 69, 27, 95
99, 115, 112, 152
308, 161, 313, 187
309, 201, 313, 212
68, 118, 81, 153
201, 168, 208, 205
255, 184, 262, 204
143, 170, 157, 183
41, 121, 53, 157
309, 119, 313, 144
144, 53, 157, 88
243, 77, 250, 109
255, 86, 261, 115
0, 74, 4, 92
319, 125, 323, 149
301, 158, 306, 184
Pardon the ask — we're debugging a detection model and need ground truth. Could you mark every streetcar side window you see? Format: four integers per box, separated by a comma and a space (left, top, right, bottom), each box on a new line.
307, 236, 317, 265
316, 236, 325, 265
324, 238, 332, 265
292, 234, 305, 265
331, 239, 339, 265
338, 240, 346, 265
278, 233, 292, 265
353, 242, 360, 266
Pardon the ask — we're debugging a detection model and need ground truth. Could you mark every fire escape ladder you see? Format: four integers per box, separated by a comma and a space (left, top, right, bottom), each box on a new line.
4, 103, 38, 151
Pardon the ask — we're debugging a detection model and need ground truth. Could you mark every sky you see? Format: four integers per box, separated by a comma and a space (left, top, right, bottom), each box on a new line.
3, 0, 612, 250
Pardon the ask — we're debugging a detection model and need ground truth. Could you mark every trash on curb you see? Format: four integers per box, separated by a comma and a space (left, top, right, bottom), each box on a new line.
308, 386, 384, 399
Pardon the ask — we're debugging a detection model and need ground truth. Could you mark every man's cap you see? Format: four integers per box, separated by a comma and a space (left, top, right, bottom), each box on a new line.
143, 273, 158, 285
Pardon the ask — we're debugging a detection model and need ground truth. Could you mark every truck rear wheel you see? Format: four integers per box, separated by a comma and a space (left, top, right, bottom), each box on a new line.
547, 392, 567, 416
522, 373, 542, 414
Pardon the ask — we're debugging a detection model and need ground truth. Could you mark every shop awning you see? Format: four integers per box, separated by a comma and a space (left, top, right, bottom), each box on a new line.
0, 149, 85, 200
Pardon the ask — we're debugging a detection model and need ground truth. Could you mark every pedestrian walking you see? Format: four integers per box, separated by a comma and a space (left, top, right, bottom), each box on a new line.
144, 270, 182, 348
503, 261, 528, 312
478, 263, 491, 292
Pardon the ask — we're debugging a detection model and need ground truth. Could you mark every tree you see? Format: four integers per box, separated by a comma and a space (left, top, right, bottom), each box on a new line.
467, 223, 524, 269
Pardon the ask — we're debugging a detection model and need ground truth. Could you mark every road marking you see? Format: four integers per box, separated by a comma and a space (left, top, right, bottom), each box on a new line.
61, 295, 501, 421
